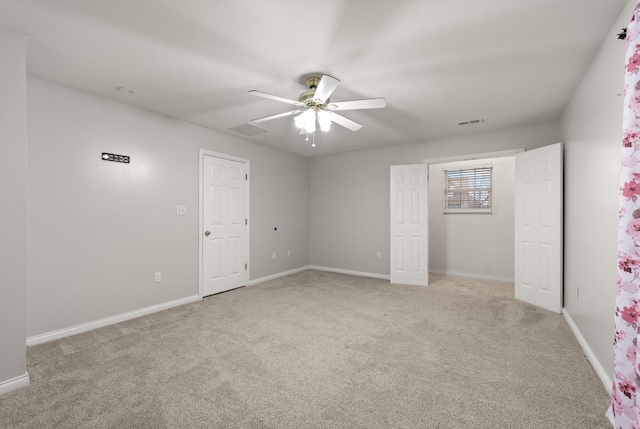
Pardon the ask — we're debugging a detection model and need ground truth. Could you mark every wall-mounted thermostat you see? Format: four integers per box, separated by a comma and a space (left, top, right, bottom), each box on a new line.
102, 152, 130, 163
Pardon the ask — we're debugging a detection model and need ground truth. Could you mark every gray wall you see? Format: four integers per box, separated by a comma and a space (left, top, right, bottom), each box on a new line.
428, 157, 515, 281
309, 121, 562, 276
560, 0, 634, 383
26, 77, 310, 338
0, 26, 28, 390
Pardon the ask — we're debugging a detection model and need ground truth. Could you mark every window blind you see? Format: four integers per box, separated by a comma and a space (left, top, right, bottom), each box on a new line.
443, 166, 492, 211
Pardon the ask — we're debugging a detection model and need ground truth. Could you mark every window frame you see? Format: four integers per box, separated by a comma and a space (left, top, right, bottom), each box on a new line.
442, 163, 493, 214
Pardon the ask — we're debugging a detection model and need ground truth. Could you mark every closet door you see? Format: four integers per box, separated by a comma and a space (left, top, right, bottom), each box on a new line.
514, 143, 563, 313
390, 164, 429, 286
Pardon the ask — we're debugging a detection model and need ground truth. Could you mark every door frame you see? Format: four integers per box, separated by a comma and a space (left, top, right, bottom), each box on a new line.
198, 149, 250, 298
423, 149, 524, 167
422, 148, 524, 280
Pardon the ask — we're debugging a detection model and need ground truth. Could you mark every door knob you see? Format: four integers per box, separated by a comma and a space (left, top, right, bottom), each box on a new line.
204, 230, 211, 237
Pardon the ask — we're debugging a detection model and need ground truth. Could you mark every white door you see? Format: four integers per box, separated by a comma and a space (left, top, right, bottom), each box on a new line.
514, 143, 563, 313
202, 155, 248, 296
390, 164, 429, 286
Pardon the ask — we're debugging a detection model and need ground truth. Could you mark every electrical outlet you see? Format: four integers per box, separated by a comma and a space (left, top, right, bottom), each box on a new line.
287, 250, 291, 257
176, 205, 186, 215
154, 272, 162, 283
272, 252, 276, 260
377, 251, 382, 260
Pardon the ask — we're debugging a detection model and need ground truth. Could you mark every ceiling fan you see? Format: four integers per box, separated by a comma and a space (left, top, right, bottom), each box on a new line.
248, 75, 386, 136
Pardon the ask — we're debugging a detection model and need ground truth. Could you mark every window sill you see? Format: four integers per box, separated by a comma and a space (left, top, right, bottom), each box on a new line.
443, 209, 492, 214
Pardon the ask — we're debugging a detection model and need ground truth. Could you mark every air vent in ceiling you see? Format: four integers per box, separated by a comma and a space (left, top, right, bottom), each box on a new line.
458, 118, 485, 126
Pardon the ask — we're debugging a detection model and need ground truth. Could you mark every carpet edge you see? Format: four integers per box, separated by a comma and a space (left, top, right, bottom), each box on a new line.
308, 265, 390, 280
0, 371, 30, 396
26, 295, 200, 347
563, 308, 612, 392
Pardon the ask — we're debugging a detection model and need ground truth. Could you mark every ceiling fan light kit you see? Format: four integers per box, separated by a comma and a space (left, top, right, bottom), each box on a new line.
248, 74, 386, 144
294, 108, 316, 133
317, 109, 332, 132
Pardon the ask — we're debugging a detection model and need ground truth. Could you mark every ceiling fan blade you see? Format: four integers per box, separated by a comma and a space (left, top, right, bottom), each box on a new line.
248, 90, 304, 107
326, 98, 386, 111
313, 75, 340, 104
329, 112, 362, 131
250, 110, 302, 123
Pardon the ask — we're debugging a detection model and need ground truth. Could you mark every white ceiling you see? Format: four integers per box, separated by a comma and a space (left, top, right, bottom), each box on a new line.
0, 0, 628, 157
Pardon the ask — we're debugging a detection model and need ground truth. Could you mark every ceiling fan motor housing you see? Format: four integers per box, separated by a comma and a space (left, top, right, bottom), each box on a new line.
299, 90, 328, 108
299, 77, 328, 108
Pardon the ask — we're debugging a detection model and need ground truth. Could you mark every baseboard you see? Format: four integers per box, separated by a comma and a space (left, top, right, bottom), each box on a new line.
562, 308, 612, 392
248, 266, 311, 286
26, 295, 201, 347
429, 269, 514, 283
0, 372, 30, 396
308, 265, 391, 281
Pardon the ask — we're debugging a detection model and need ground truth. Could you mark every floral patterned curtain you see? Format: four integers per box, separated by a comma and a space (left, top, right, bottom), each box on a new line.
609, 3, 640, 427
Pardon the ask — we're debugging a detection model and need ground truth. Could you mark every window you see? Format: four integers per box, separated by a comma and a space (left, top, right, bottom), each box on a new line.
443, 164, 492, 213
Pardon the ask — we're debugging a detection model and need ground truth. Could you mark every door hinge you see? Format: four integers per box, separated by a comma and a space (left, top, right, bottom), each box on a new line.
245, 263, 248, 270
245, 173, 248, 180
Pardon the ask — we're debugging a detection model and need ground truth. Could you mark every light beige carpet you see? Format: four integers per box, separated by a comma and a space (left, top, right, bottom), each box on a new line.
0, 270, 611, 428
